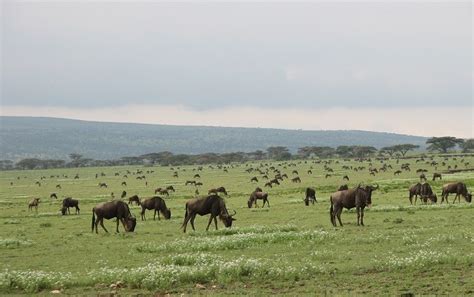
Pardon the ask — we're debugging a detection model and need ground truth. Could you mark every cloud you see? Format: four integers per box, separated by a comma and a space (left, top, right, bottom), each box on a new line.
2, 104, 472, 138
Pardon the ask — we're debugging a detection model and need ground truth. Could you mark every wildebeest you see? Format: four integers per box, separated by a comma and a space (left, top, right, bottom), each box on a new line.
338, 184, 349, 191
270, 178, 280, 186
307, 170, 312, 174
325, 174, 331, 179
91, 200, 136, 234
61, 197, 80, 215
128, 195, 141, 206
98, 183, 108, 188
209, 187, 228, 196
264, 182, 272, 188
166, 186, 175, 192
291, 177, 301, 183
50, 193, 58, 199
182, 195, 236, 232
432, 173, 442, 181
419, 173, 427, 182
408, 183, 422, 205
394, 170, 402, 175
121, 191, 127, 198
420, 183, 437, 204
155, 188, 169, 196
250, 177, 258, 182
248, 190, 270, 208
329, 184, 378, 227
140, 196, 171, 221
185, 180, 196, 186
343, 175, 350, 181
304, 187, 317, 205
122, 181, 127, 186
28, 198, 40, 211
56, 184, 62, 189
194, 174, 201, 179
441, 182, 472, 204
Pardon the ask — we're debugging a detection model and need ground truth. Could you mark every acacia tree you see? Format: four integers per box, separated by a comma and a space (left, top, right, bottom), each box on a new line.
266, 146, 292, 160
393, 144, 420, 156
460, 139, 474, 153
426, 137, 464, 153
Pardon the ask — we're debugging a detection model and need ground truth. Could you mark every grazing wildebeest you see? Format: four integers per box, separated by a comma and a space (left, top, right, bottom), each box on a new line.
419, 173, 427, 182
195, 182, 203, 186
185, 180, 196, 186
122, 181, 127, 186
98, 183, 108, 188
343, 175, 350, 181
307, 170, 312, 174
248, 190, 270, 208
291, 177, 301, 183
140, 196, 171, 221
182, 195, 236, 232
394, 170, 402, 175
28, 198, 40, 211
264, 182, 272, 188
329, 184, 378, 227
194, 174, 201, 179
166, 186, 175, 192
292, 170, 299, 175
441, 182, 472, 204
420, 183, 437, 204
50, 193, 58, 199
61, 197, 80, 215
304, 187, 317, 206
408, 183, 422, 205
128, 195, 141, 206
91, 200, 136, 234
155, 188, 169, 196
432, 173, 442, 181
338, 185, 349, 191
35, 181, 41, 187
56, 184, 62, 189
325, 174, 331, 179
270, 178, 280, 186
250, 177, 258, 182
208, 187, 228, 196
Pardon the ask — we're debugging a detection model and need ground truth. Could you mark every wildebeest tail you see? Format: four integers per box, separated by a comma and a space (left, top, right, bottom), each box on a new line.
91, 208, 95, 232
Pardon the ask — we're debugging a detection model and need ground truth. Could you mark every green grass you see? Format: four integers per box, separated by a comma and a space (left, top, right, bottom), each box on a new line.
0, 156, 473, 295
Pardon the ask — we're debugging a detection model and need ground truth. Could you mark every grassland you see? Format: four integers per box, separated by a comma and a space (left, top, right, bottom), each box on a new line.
0, 156, 473, 295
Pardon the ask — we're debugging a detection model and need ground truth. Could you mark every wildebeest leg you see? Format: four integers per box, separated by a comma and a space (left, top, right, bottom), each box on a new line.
99, 218, 108, 233
414, 195, 417, 205
409, 195, 413, 205
214, 216, 218, 230
190, 214, 197, 231
205, 215, 214, 231
116, 218, 120, 233
336, 208, 343, 226
153, 209, 157, 220
356, 207, 361, 226
266, 199, 270, 207
360, 208, 364, 226
182, 214, 192, 233
141, 208, 146, 221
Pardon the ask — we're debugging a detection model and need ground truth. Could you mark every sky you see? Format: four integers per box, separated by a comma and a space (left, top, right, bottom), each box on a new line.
1, 0, 473, 137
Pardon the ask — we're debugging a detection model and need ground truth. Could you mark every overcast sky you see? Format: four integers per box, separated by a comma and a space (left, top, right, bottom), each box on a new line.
1, 0, 472, 137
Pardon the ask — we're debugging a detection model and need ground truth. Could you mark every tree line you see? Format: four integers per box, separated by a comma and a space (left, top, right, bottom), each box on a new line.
1, 137, 473, 170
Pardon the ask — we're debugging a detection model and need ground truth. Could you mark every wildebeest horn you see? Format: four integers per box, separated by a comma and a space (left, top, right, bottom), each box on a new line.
230, 210, 237, 216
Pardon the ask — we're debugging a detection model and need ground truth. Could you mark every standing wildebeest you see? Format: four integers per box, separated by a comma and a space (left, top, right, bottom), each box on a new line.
61, 197, 80, 215
338, 185, 349, 191
140, 196, 171, 221
128, 195, 141, 206
182, 195, 236, 233
50, 193, 58, 199
343, 175, 350, 181
248, 190, 270, 208
166, 186, 175, 192
28, 198, 40, 211
194, 174, 201, 179
91, 200, 136, 234
155, 188, 169, 196
419, 173, 427, 182
329, 184, 378, 227
264, 182, 272, 188
304, 187, 317, 205
408, 183, 422, 205
250, 177, 258, 182
432, 173, 442, 181
208, 187, 228, 196
394, 170, 402, 175
291, 177, 301, 183
185, 180, 196, 186
56, 184, 62, 189
98, 183, 108, 188
121, 191, 127, 198
420, 183, 437, 204
122, 181, 127, 186
441, 182, 472, 204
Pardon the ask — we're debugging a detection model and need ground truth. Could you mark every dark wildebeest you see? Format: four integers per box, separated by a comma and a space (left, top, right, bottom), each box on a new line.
291, 177, 301, 183
182, 195, 236, 233
248, 190, 270, 208
122, 181, 127, 186
264, 182, 272, 188
292, 170, 299, 175
56, 184, 62, 189
270, 178, 280, 186
194, 174, 201, 179
338, 185, 349, 191
185, 180, 196, 186
28, 198, 40, 211
98, 183, 108, 188
419, 173, 427, 182
195, 182, 203, 186
408, 183, 422, 205
394, 170, 402, 175
128, 195, 141, 206
343, 175, 350, 181
329, 184, 378, 227
61, 197, 80, 215
208, 187, 228, 196
140, 196, 171, 221
432, 173, 442, 181
50, 193, 58, 199
307, 170, 312, 174
304, 187, 317, 206
166, 186, 175, 192
91, 200, 136, 234
441, 182, 472, 204
250, 177, 258, 182
420, 183, 437, 204
121, 191, 127, 198
325, 174, 331, 179
155, 188, 169, 196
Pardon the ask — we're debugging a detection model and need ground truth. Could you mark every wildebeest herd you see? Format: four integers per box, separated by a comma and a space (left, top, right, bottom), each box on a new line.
23, 155, 472, 234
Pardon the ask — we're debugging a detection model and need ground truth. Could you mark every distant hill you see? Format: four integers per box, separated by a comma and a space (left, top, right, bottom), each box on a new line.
0, 116, 428, 161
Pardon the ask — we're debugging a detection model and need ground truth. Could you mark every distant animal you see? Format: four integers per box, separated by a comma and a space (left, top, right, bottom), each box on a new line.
56, 184, 62, 189
432, 173, 442, 181
408, 183, 422, 205
325, 174, 331, 179
291, 177, 301, 183
50, 193, 58, 199
329, 184, 379, 227
194, 174, 201, 179
250, 177, 258, 182
140, 196, 171, 221
166, 186, 175, 192
28, 198, 40, 211
343, 175, 350, 181
419, 173, 427, 182
121, 191, 127, 198
121, 181, 127, 186
420, 183, 437, 204
91, 200, 136, 234
195, 182, 203, 186
98, 183, 108, 188
182, 195, 236, 232
394, 170, 402, 175
208, 187, 228, 196
292, 170, 299, 175
270, 178, 280, 186
128, 195, 141, 206
248, 190, 270, 208
304, 187, 317, 206
35, 181, 41, 187
307, 170, 312, 174
61, 197, 80, 215
264, 182, 272, 188
338, 185, 349, 191
155, 188, 169, 196
441, 182, 472, 204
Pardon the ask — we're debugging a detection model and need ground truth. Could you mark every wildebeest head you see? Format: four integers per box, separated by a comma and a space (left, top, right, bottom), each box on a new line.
125, 216, 137, 232
163, 208, 172, 219
466, 193, 472, 203
61, 206, 67, 215
247, 199, 253, 208
221, 210, 236, 227
430, 194, 438, 203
